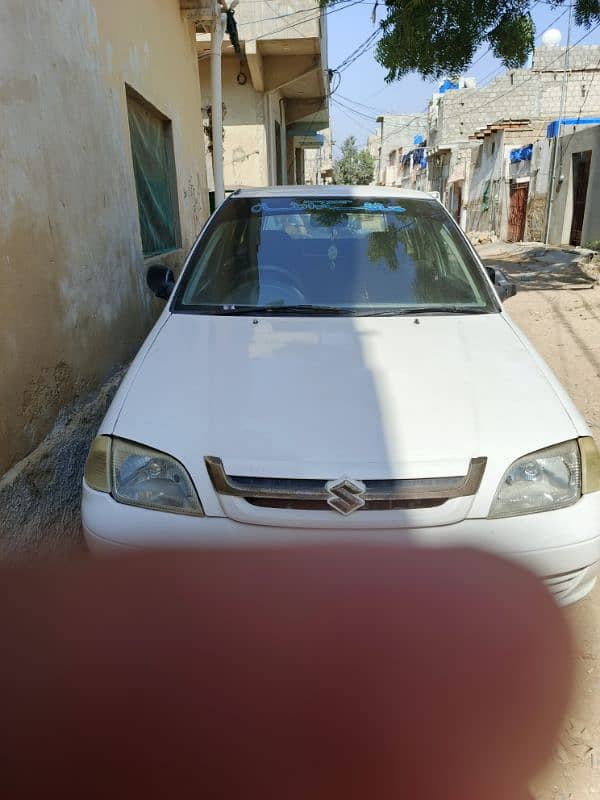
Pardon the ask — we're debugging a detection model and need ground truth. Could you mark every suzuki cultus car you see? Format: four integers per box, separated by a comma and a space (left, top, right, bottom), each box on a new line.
83, 187, 600, 605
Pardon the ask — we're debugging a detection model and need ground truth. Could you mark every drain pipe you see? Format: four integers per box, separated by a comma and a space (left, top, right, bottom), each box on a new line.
211, 8, 227, 207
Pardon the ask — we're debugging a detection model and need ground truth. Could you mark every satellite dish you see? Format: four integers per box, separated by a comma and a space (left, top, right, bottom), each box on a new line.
542, 28, 562, 46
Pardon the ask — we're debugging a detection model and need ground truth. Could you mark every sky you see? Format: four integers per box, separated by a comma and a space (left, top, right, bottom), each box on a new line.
326, 0, 600, 154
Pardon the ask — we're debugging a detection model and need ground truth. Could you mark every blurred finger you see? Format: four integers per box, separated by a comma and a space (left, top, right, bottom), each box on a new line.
0, 546, 572, 799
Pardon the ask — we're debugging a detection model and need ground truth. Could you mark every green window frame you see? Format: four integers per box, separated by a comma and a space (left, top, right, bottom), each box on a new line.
126, 88, 181, 257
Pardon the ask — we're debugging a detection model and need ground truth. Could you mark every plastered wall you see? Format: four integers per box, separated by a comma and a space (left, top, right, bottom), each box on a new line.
0, 0, 209, 475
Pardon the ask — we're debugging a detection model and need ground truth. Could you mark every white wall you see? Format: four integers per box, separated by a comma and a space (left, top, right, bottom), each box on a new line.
547, 125, 600, 246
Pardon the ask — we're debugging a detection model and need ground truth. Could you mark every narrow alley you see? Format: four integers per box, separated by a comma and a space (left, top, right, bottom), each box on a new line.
479, 242, 600, 799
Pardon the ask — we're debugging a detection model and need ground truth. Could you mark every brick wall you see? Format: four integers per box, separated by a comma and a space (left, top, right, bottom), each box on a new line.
532, 44, 600, 72
428, 46, 600, 148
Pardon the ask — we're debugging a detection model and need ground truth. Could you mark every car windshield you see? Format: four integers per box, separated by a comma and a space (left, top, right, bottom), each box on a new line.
174, 196, 498, 315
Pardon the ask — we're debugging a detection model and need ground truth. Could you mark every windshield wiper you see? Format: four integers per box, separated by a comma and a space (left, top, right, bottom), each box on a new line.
364, 306, 493, 316
200, 304, 492, 317
214, 304, 348, 316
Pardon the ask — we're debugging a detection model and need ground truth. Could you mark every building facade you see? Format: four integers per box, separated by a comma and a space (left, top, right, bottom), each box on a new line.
197, 0, 329, 191
465, 119, 548, 239
304, 127, 334, 184
1, 0, 211, 479
428, 45, 600, 150
426, 44, 600, 239
370, 113, 428, 185
529, 122, 600, 246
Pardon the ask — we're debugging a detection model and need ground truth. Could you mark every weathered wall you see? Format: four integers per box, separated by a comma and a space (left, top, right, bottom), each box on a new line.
200, 57, 306, 190
238, 0, 321, 42
200, 56, 270, 190
428, 46, 600, 148
547, 124, 600, 246
466, 127, 543, 238
466, 132, 504, 233
303, 127, 331, 186
0, 365, 127, 558
532, 44, 600, 72
0, 0, 209, 477
521, 139, 551, 241
378, 114, 428, 184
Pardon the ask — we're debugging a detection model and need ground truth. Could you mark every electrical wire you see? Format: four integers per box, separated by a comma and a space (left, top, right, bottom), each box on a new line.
332, 94, 381, 122
331, 1, 551, 132
474, 5, 569, 85
335, 29, 381, 72
198, 0, 367, 61
577, 53, 600, 114
463, 19, 600, 116
331, 97, 378, 133
371, 9, 600, 151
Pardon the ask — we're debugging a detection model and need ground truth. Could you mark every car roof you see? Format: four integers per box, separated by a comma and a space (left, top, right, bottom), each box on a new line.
231, 185, 435, 200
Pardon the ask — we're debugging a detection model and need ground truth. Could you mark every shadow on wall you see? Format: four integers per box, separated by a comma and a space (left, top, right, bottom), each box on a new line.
0, 365, 128, 560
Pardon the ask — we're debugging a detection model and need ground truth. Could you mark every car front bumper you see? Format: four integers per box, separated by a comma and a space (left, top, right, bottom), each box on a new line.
82, 482, 600, 606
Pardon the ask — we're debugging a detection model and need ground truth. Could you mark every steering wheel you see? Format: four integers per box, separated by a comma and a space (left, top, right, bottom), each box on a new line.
225, 265, 306, 305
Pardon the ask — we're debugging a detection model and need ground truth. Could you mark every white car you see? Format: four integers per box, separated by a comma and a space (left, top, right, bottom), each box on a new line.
83, 186, 600, 605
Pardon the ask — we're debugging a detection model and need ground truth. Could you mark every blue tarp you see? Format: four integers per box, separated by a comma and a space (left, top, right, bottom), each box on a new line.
413, 133, 425, 145
439, 79, 459, 94
547, 117, 600, 138
510, 144, 533, 163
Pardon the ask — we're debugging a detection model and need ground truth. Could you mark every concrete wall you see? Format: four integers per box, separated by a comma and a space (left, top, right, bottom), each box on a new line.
428, 46, 600, 148
547, 124, 600, 246
465, 132, 504, 233
304, 128, 333, 184
466, 128, 541, 238
0, 0, 209, 477
523, 139, 552, 242
200, 56, 271, 189
532, 44, 600, 72
377, 114, 428, 184
237, 0, 321, 42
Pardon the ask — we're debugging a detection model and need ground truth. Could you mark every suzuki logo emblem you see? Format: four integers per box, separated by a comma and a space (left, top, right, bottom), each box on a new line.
326, 478, 366, 515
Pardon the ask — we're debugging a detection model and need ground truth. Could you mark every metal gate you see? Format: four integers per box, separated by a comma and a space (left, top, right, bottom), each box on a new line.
569, 150, 591, 246
507, 183, 528, 242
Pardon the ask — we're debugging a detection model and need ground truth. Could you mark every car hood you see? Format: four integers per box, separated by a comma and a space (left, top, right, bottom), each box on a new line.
111, 312, 577, 505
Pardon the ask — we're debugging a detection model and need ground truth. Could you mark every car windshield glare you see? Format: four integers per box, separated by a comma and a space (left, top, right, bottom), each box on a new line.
174, 196, 498, 315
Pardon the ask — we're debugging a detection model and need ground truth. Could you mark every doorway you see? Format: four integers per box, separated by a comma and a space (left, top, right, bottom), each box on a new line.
274, 121, 282, 185
454, 183, 462, 224
295, 148, 304, 185
508, 182, 528, 242
569, 150, 591, 246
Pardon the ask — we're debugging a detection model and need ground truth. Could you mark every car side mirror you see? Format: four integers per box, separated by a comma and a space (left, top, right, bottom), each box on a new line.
485, 266, 517, 302
147, 265, 175, 300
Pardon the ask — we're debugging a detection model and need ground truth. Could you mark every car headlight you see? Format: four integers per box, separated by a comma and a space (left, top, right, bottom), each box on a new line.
84, 436, 204, 516
489, 438, 600, 519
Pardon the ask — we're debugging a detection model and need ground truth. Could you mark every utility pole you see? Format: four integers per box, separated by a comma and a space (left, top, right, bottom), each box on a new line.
376, 115, 384, 185
544, 3, 572, 244
210, 2, 229, 207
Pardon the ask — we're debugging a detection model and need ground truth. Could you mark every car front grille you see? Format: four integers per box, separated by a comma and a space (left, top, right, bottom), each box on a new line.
205, 456, 487, 515
246, 497, 447, 511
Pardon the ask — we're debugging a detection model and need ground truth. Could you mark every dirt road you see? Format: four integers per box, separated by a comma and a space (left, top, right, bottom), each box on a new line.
478, 243, 600, 799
